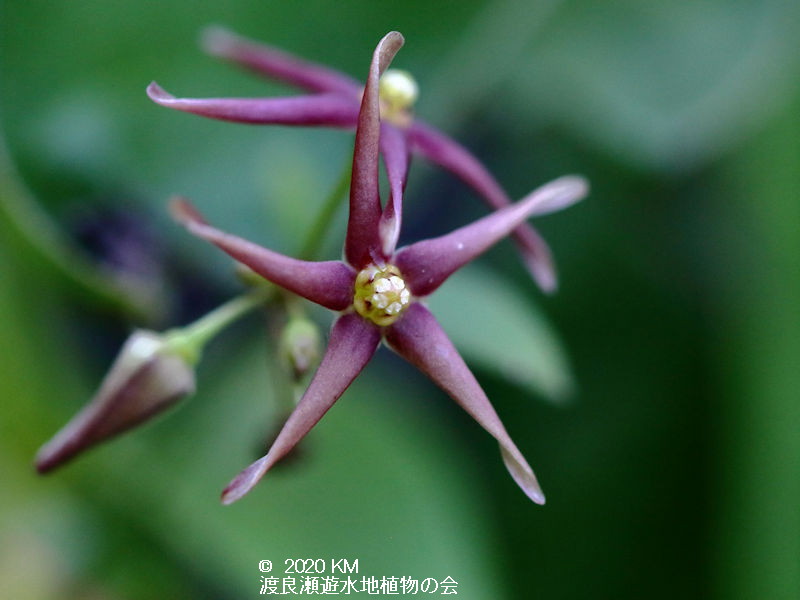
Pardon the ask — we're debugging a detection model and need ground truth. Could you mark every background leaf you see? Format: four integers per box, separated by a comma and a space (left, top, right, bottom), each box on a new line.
427, 265, 575, 402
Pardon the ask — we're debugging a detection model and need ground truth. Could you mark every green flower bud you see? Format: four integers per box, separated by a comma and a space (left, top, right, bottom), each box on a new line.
279, 317, 322, 380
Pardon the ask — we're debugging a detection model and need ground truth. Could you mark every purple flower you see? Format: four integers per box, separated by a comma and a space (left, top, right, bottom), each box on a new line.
147, 26, 563, 292
170, 32, 587, 505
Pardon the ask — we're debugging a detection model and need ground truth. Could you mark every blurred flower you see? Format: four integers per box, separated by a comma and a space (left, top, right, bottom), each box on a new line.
35, 330, 195, 473
147, 26, 561, 292
170, 32, 587, 504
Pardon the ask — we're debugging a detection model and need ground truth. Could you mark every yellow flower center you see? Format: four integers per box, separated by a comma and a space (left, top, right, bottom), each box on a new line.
353, 264, 412, 326
378, 69, 418, 128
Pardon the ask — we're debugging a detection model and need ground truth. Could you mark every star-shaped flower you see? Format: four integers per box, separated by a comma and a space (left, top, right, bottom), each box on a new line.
147, 26, 562, 292
169, 32, 587, 505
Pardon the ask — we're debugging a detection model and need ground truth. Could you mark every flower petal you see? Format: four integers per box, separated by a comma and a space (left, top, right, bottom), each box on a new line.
395, 176, 588, 297
147, 83, 359, 127
171, 197, 355, 311
345, 31, 404, 269
410, 121, 560, 292
35, 331, 195, 473
378, 123, 410, 256
201, 26, 362, 96
221, 313, 381, 504
384, 303, 545, 504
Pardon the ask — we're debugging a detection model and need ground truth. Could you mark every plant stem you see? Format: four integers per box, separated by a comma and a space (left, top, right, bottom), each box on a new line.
163, 152, 354, 357
173, 285, 274, 360
298, 160, 351, 260
0, 137, 151, 319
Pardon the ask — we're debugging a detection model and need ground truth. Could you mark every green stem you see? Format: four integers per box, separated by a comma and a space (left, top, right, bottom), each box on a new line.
168, 285, 273, 363
0, 137, 151, 320
160, 152, 353, 358
298, 160, 351, 260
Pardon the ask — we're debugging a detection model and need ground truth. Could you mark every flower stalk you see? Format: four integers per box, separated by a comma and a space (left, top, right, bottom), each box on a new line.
298, 159, 352, 260
165, 284, 273, 364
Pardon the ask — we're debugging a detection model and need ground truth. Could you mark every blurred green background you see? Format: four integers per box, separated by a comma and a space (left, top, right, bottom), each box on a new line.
1, 1, 798, 598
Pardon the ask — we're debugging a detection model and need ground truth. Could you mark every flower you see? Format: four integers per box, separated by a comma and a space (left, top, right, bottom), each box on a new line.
147, 26, 562, 292
169, 32, 587, 504
35, 330, 196, 473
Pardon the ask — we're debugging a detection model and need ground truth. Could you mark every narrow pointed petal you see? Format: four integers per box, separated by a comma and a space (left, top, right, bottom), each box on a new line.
385, 303, 544, 504
147, 83, 359, 127
171, 198, 355, 311
395, 176, 587, 297
202, 26, 362, 96
410, 121, 560, 292
221, 313, 380, 504
378, 123, 410, 256
345, 31, 405, 269
508, 223, 558, 293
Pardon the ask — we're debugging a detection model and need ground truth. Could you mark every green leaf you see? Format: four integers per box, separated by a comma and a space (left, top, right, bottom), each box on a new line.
426, 265, 574, 403
509, 0, 800, 171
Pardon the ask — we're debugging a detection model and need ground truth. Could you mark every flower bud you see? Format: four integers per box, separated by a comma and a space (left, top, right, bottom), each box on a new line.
35, 330, 195, 473
279, 317, 322, 380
